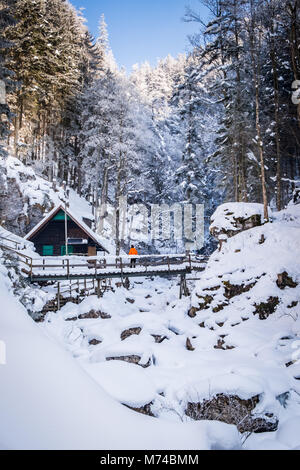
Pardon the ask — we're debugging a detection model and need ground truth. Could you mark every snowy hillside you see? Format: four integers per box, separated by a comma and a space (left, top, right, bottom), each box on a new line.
11, 201, 294, 450
189, 202, 300, 449
0, 244, 240, 450
0, 199, 300, 449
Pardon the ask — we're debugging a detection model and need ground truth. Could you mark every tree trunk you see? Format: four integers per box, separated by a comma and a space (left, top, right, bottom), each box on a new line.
233, 0, 247, 202
14, 115, 19, 158
115, 157, 122, 256
269, 12, 282, 211
248, 1, 269, 222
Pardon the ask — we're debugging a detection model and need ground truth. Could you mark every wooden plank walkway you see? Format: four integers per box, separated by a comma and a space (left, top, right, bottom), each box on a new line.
0, 236, 208, 299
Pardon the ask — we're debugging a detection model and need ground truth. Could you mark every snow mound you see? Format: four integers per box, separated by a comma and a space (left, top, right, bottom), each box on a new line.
83, 361, 157, 408
210, 202, 271, 239
176, 373, 265, 404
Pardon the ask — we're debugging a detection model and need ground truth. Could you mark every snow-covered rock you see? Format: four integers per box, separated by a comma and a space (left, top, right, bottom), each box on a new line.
210, 202, 271, 242
0, 157, 60, 235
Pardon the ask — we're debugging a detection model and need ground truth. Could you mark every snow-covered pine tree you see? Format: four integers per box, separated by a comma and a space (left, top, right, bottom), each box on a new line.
259, 0, 300, 210
186, 0, 256, 203
79, 69, 154, 253
0, 0, 15, 146
3, 0, 95, 172
173, 52, 206, 204
0, 0, 16, 199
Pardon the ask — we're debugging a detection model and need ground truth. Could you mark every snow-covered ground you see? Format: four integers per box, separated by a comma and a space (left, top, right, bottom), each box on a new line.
39, 276, 300, 450
1, 200, 300, 450
0, 260, 241, 450
38, 201, 300, 450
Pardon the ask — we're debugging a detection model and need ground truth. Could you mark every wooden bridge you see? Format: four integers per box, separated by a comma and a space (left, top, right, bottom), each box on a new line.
0, 234, 208, 300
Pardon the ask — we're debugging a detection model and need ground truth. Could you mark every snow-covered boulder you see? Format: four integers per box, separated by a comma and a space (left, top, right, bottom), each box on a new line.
185, 394, 278, 434
210, 202, 270, 243
187, 203, 300, 441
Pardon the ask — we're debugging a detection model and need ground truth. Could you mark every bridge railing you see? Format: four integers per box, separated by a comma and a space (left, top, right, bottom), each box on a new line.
0, 235, 25, 251
0, 240, 34, 274
0, 240, 208, 280
27, 254, 193, 278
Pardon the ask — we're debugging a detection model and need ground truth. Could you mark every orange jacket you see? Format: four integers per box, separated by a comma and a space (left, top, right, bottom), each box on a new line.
129, 248, 138, 256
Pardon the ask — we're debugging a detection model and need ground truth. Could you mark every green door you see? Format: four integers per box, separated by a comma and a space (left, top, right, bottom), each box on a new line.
42, 245, 54, 256
61, 245, 74, 256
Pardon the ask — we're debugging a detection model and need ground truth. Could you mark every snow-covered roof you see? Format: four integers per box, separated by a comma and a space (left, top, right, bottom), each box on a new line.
25, 204, 110, 253
5, 157, 115, 254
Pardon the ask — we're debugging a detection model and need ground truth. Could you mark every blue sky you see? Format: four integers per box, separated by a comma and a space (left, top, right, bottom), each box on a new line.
70, 0, 209, 72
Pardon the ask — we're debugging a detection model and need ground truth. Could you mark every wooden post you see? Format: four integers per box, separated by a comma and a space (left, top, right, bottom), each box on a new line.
167, 257, 170, 273
64, 200, 69, 256
43, 258, 45, 271
185, 250, 191, 270
97, 279, 101, 298
120, 258, 125, 287
30, 257, 33, 280
179, 274, 189, 299
183, 274, 189, 297
179, 275, 183, 300
66, 258, 70, 278
124, 277, 130, 290
184, 275, 188, 297
57, 283, 61, 311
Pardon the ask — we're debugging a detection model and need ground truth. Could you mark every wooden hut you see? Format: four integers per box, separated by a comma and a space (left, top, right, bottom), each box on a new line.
25, 205, 109, 257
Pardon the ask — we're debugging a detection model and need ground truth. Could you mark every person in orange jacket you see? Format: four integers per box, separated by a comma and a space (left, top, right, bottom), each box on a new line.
129, 245, 138, 268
